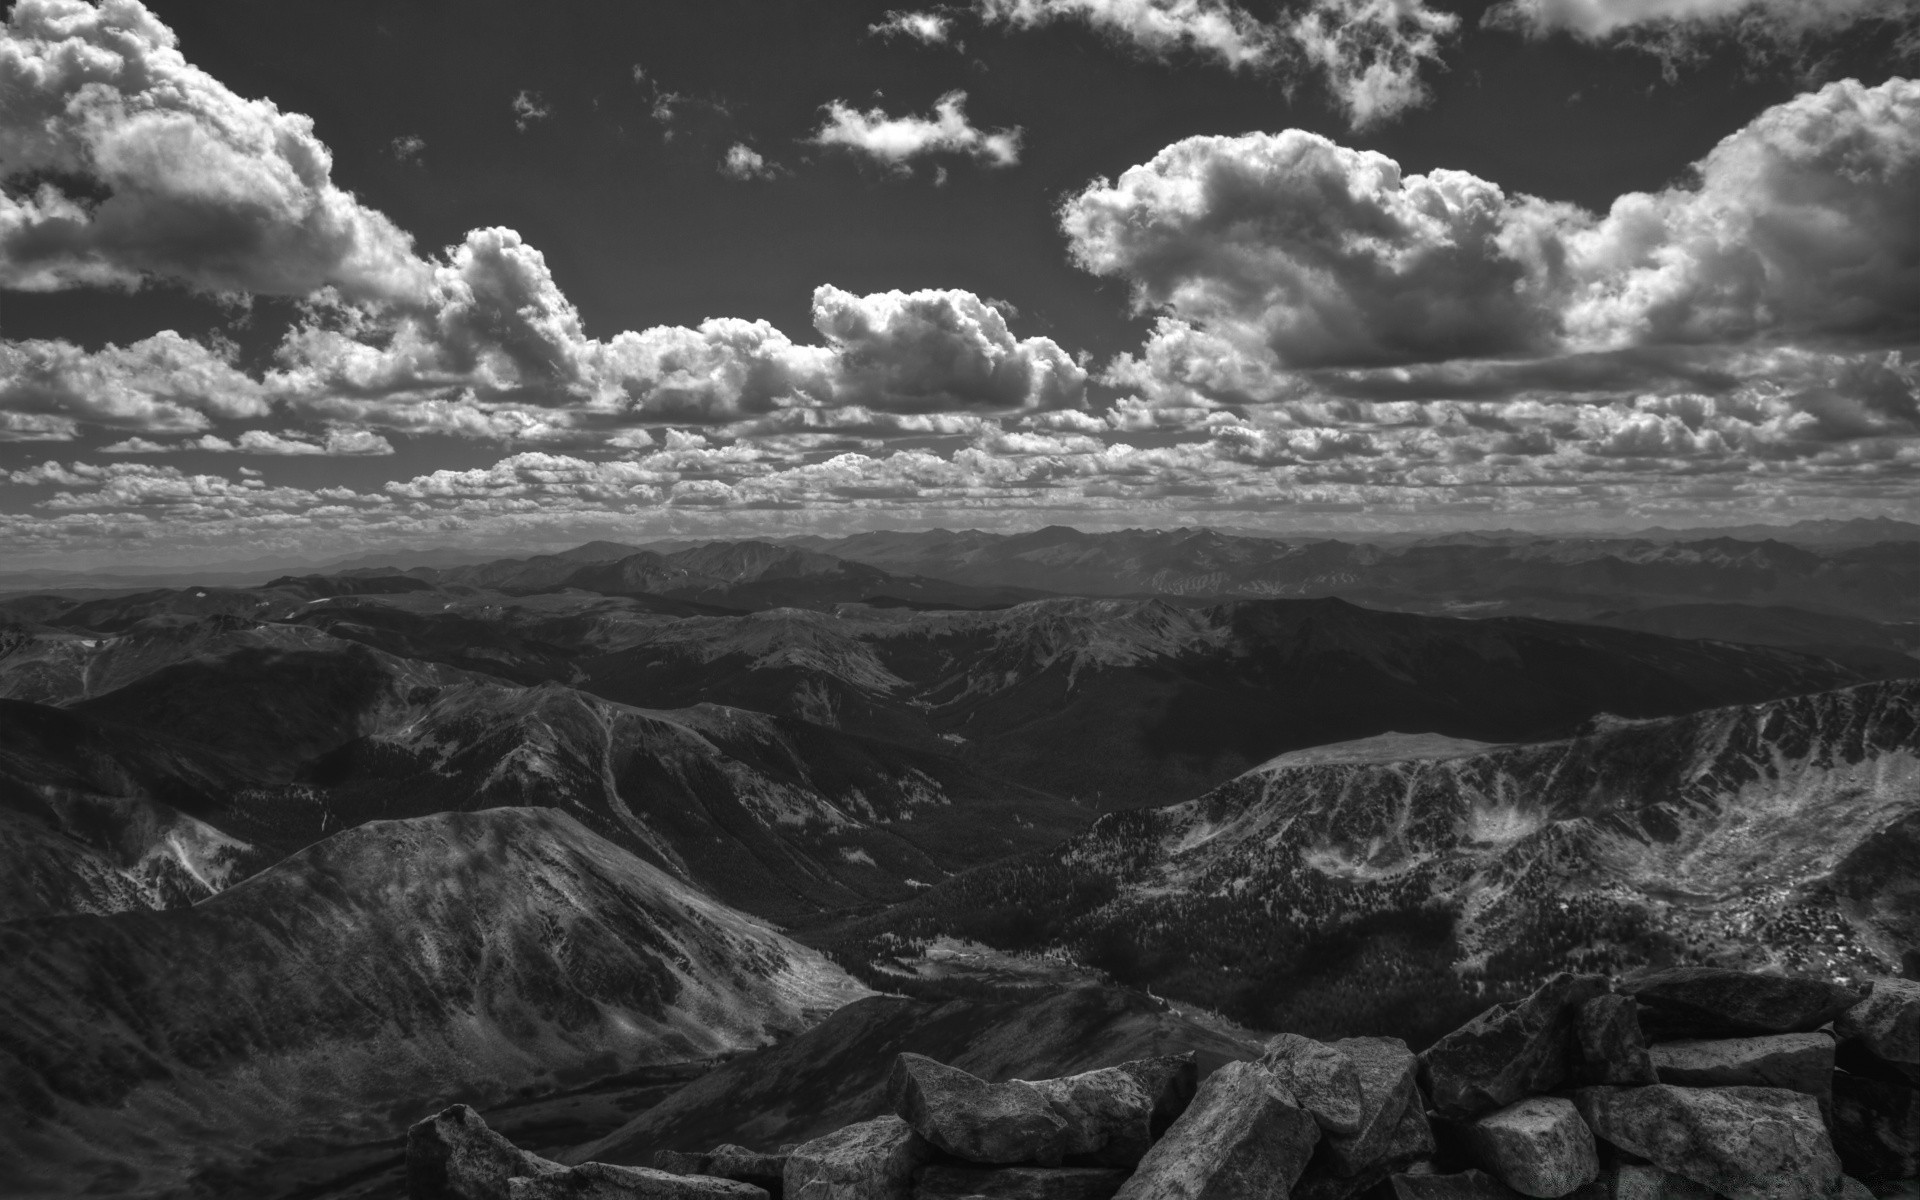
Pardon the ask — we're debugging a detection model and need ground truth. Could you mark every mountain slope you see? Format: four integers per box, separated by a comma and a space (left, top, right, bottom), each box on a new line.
0, 807, 869, 1199
813, 678, 1920, 1046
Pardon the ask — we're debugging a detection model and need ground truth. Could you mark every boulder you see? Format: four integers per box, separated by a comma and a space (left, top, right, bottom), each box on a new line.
1835, 977, 1919, 1066
1324, 1036, 1422, 1177
1837, 1180, 1874, 1200
1392, 1171, 1528, 1200
913, 1165, 1130, 1199
407, 1103, 566, 1200
786, 1117, 933, 1200
1112, 1060, 1321, 1200
1022, 1054, 1196, 1167
1600, 1165, 1715, 1200
1649, 1034, 1834, 1108
888, 1054, 1069, 1165
1296, 1103, 1437, 1200
1621, 968, 1865, 1039
506, 1163, 767, 1199
1261, 1034, 1365, 1135
1419, 975, 1610, 1119
654, 1146, 787, 1191
1574, 995, 1657, 1086
1466, 1098, 1599, 1199
1831, 1070, 1920, 1184
1573, 1085, 1841, 1200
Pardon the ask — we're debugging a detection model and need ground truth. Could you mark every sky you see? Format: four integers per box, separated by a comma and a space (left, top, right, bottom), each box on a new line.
0, 0, 1915, 567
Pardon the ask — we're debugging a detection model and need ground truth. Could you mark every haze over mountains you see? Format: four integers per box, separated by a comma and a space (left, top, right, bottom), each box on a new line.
3, 523, 1917, 1197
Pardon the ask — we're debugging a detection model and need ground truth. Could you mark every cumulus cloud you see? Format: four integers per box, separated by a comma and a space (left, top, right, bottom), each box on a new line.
1062, 77, 1920, 378
719, 143, 780, 180
871, 10, 955, 43
0, 331, 269, 435
0, 0, 429, 301
974, 0, 1457, 127
810, 90, 1021, 171
102, 428, 395, 455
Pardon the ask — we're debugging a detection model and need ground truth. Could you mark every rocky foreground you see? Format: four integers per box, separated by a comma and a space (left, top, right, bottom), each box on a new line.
406, 966, 1919, 1200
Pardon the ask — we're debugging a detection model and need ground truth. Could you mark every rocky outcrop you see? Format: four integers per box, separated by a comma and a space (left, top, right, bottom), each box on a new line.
1621, 968, 1865, 1040
1836, 977, 1920, 1065
407, 968, 1917, 1200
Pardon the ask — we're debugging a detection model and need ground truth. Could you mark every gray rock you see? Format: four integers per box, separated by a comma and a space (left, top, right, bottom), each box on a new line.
1420, 974, 1612, 1119
1324, 1036, 1422, 1176
1261, 1033, 1365, 1135
787, 1117, 933, 1200
1831, 1069, 1920, 1183
1022, 1054, 1195, 1167
1296, 1103, 1439, 1200
653, 1146, 786, 1192
1575, 995, 1657, 1086
1836, 977, 1920, 1066
407, 1103, 565, 1200
506, 1162, 767, 1199
656, 1152, 712, 1176
1837, 1179, 1874, 1200
1621, 968, 1866, 1039
1600, 1163, 1663, 1200
1112, 1060, 1321, 1200
1466, 1097, 1599, 1199
1649, 1033, 1834, 1107
1392, 1171, 1528, 1200
888, 1054, 1069, 1166
913, 1165, 1130, 1199
1574, 1084, 1842, 1200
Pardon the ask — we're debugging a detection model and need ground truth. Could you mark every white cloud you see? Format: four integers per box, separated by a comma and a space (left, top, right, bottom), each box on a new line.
810, 90, 1021, 171
512, 89, 553, 131
974, 0, 1457, 127
871, 10, 955, 43
0, 332, 269, 435
1062, 78, 1920, 376
389, 134, 426, 164
0, 0, 430, 301
719, 143, 780, 181
102, 428, 395, 456
1486, 0, 1917, 43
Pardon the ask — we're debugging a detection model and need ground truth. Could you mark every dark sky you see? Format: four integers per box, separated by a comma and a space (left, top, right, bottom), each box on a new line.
0, 0, 1914, 566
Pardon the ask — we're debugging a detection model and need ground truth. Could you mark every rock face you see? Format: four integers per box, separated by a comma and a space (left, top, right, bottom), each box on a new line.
1022, 1055, 1196, 1167
888, 1053, 1071, 1165
1574, 995, 1657, 1087
1649, 1034, 1835, 1106
1261, 1034, 1365, 1135
1113, 1060, 1320, 1200
785, 1117, 932, 1200
1419, 975, 1611, 1119
1832, 1070, 1920, 1183
1465, 1098, 1599, 1199
1835, 978, 1920, 1064
506, 1162, 767, 1199
407, 1104, 565, 1200
654, 1146, 788, 1194
913, 1165, 1131, 1199
1574, 1085, 1842, 1200
1621, 969, 1865, 1039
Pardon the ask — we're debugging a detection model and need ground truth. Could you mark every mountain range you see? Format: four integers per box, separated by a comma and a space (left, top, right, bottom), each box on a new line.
1, 526, 1916, 1198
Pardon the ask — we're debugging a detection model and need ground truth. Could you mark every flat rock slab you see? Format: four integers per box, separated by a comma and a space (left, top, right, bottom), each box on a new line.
1832, 1070, 1920, 1184
1650, 1033, 1834, 1105
787, 1116, 934, 1200
1575, 995, 1657, 1086
1113, 1059, 1320, 1200
1836, 978, 1920, 1066
1622, 968, 1865, 1039
1467, 1097, 1599, 1199
408, 1104, 566, 1200
1022, 1054, 1195, 1167
655, 1146, 787, 1191
914, 1165, 1130, 1199
1420, 974, 1610, 1119
1574, 1084, 1841, 1200
1262, 1034, 1365, 1135
890, 1054, 1069, 1165
1325, 1036, 1421, 1176
1392, 1171, 1529, 1200
508, 1162, 767, 1199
